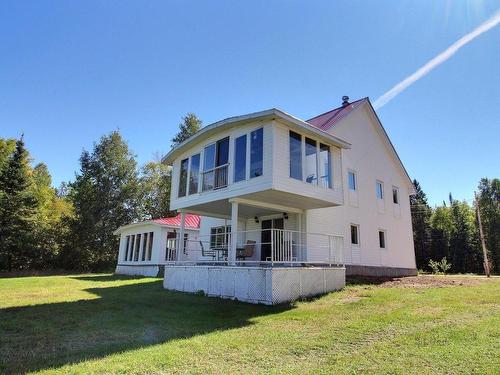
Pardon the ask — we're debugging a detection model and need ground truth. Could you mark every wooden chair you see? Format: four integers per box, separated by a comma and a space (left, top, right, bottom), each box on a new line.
236, 240, 256, 260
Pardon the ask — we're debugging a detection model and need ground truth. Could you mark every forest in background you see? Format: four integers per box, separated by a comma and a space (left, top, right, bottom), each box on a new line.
0, 114, 498, 273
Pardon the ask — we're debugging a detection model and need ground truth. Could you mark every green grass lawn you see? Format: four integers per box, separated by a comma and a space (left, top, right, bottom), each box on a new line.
0, 274, 499, 374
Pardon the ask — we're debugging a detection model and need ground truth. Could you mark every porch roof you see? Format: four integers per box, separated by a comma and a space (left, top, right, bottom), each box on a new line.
113, 214, 201, 235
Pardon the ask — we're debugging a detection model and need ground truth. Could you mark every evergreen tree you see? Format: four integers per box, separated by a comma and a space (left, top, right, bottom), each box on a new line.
0, 138, 38, 271
62, 131, 141, 271
448, 199, 481, 273
429, 205, 452, 263
477, 178, 500, 273
140, 159, 172, 219
171, 113, 202, 146
410, 179, 432, 269
0, 138, 16, 173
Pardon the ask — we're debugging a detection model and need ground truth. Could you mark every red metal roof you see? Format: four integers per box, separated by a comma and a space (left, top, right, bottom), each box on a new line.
152, 214, 201, 229
306, 98, 368, 131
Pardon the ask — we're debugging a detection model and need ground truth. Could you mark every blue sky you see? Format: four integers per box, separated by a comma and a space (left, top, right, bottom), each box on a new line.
1, 1, 499, 206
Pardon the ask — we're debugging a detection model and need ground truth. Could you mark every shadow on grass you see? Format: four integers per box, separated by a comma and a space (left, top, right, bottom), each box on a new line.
0, 276, 293, 374
72, 274, 149, 282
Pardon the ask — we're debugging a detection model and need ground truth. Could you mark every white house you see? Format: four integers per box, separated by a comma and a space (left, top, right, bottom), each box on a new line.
154, 96, 416, 304
114, 214, 201, 277
115, 96, 416, 304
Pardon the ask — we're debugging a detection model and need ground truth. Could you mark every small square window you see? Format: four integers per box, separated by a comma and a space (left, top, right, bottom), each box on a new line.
379, 230, 386, 249
376, 181, 384, 199
348, 171, 356, 190
392, 187, 399, 204
350, 224, 359, 245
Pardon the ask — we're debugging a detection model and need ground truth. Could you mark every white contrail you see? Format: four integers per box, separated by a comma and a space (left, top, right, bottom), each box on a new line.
373, 10, 500, 110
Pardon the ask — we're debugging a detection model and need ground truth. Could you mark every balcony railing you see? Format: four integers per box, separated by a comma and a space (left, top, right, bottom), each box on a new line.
202, 164, 229, 192
165, 229, 344, 266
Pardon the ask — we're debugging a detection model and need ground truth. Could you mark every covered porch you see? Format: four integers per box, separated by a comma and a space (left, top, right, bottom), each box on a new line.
164, 197, 345, 304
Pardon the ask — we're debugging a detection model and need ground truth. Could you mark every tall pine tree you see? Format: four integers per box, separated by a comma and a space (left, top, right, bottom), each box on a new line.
410, 179, 432, 269
0, 138, 38, 271
171, 113, 202, 147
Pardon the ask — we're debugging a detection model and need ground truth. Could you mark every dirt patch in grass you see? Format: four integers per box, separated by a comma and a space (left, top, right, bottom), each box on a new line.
348, 275, 486, 289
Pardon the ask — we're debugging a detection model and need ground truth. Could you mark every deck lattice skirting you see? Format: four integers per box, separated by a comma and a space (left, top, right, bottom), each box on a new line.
163, 265, 345, 305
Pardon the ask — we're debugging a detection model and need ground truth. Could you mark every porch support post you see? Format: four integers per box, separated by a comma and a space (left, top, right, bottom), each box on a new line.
297, 212, 303, 262
229, 201, 239, 265
177, 210, 186, 262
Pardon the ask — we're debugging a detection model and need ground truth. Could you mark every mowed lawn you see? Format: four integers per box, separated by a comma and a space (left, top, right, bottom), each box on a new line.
0, 274, 499, 374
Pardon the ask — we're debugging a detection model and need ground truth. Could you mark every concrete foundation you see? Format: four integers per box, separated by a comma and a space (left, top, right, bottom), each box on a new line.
346, 265, 417, 277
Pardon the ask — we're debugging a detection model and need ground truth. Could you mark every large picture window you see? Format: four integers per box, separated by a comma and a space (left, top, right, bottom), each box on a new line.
305, 137, 317, 184
250, 128, 263, 178
234, 134, 247, 182
289, 131, 302, 180
319, 143, 331, 188
188, 154, 200, 195
178, 158, 189, 197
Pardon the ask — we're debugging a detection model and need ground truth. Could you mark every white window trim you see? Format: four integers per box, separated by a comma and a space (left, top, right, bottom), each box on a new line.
376, 180, 384, 200
348, 169, 357, 191
350, 223, 360, 246
392, 186, 400, 205
378, 229, 387, 249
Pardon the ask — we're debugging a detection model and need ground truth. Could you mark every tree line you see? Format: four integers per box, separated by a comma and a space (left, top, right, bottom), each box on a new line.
1, 114, 498, 274
411, 178, 499, 274
0, 114, 201, 272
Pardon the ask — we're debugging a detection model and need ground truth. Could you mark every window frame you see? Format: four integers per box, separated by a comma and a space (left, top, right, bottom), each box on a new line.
350, 224, 360, 246
188, 153, 201, 195
392, 186, 399, 204
233, 134, 247, 183
178, 158, 189, 197
348, 170, 357, 191
376, 180, 384, 200
250, 128, 263, 178
378, 230, 387, 249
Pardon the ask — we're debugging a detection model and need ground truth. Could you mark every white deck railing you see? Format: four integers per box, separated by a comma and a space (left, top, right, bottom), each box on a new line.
165, 229, 344, 266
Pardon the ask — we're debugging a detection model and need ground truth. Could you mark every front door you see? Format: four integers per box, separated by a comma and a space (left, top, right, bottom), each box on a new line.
260, 218, 284, 261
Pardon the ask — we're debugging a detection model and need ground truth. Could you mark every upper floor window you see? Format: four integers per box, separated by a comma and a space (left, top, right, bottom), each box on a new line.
178, 158, 189, 197
305, 138, 317, 184
202, 137, 229, 191
250, 128, 263, 178
379, 230, 386, 248
189, 154, 200, 195
289, 130, 333, 189
348, 170, 357, 190
376, 180, 384, 199
392, 186, 399, 204
234, 134, 247, 183
350, 224, 360, 245
319, 143, 331, 188
289, 131, 302, 180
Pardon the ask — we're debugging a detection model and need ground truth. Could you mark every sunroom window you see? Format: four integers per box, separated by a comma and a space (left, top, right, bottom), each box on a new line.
250, 128, 263, 178
234, 134, 247, 182
289, 131, 302, 181
188, 154, 200, 195
319, 143, 331, 188
178, 158, 189, 197
202, 137, 229, 191
305, 138, 317, 184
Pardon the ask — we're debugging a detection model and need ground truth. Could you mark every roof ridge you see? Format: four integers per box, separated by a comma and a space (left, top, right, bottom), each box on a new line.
306, 97, 368, 122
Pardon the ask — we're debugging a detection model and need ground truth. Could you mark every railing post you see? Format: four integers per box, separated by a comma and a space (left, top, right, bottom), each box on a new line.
229, 201, 238, 266
271, 229, 274, 266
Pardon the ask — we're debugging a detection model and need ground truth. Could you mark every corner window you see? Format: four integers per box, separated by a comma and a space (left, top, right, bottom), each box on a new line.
188, 154, 200, 195
376, 181, 384, 199
250, 128, 263, 178
348, 171, 357, 191
305, 138, 318, 184
134, 234, 141, 261
350, 224, 359, 245
234, 134, 247, 182
128, 235, 135, 261
392, 186, 399, 204
379, 230, 386, 249
141, 233, 148, 261
289, 131, 302, 180
319, 143, 332, 188
178, 158, 189, 197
